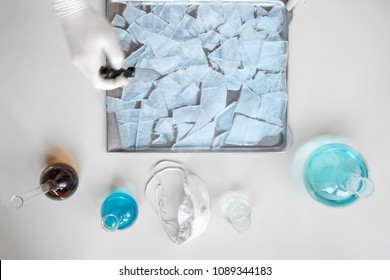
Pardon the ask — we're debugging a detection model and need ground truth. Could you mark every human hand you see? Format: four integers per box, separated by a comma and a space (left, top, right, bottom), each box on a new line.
286, 0, 307, 11
52, 0, 128, 90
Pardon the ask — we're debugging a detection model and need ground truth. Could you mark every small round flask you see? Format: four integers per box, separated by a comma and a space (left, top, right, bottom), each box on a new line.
101, 186, 138, 232
10, 149, 78, 209
294, 136, 374, 207
222, 192, 251, 233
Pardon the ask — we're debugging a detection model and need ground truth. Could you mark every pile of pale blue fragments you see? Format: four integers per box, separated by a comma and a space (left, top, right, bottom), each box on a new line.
107, 2, 288, 151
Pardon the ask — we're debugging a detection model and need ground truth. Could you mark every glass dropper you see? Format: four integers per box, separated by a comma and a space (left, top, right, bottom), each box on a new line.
10, 180, 60, 209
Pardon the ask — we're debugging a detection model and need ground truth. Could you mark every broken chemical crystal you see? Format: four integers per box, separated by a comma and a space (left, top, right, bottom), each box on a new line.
174, 121, 216, 149
113, 27, 132, 51
226, 114, 283, 146
111, 14, 126, 28
235, 83, 262, 118
257, 91, 288, 127
122, 3, 146, 23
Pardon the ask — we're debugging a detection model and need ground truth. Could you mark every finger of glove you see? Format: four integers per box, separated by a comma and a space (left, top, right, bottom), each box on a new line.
93, 74, 129, 90
286, 0, 301, 10
102, 28, 125, 70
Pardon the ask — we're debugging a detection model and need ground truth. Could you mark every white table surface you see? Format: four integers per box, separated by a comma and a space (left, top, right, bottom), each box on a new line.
0, 0, 389, 259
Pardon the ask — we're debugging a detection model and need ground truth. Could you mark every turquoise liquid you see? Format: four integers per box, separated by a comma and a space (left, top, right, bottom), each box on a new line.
101, 190, 138, 231
304, 143, 369, 207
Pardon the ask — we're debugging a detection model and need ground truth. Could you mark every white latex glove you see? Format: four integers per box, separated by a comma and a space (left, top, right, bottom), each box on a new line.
52, 0, 128, 90
286, 0, 307, 10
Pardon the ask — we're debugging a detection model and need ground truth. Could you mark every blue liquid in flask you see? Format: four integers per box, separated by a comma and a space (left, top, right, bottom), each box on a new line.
304, 143, 374, 207
101, 188, 138, 231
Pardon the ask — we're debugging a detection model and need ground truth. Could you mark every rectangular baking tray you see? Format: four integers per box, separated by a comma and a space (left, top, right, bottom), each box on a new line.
105, 0, 290, 152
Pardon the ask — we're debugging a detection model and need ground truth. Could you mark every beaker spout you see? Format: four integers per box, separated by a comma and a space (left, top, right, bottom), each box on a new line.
346, 174, 374, 198
10, 181, 56, 209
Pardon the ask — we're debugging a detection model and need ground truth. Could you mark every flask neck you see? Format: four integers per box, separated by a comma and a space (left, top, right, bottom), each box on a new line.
101, 210, 122, 232
10, 180, 58, 209
223, 196, 251, 233
343, 173, 374, 198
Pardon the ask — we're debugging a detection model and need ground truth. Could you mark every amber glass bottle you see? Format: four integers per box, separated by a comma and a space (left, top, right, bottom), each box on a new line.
10, 148, 79, 208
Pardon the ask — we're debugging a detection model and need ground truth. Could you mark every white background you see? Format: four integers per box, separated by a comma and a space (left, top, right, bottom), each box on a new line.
0, 0, 389, 259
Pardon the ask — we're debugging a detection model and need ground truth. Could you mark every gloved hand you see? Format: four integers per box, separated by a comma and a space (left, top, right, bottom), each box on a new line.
51, 0, 128, 90
286, 0, 307, 10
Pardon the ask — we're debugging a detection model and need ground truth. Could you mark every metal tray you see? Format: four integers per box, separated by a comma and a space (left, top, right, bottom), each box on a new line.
105, 0, 290, 152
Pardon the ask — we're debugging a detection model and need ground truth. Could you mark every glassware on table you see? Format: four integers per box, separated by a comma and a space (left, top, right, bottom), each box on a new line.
293, 136, 374, 207
101, 186, 139, 232
222, 191, 251, 233
10, 149, 79, 208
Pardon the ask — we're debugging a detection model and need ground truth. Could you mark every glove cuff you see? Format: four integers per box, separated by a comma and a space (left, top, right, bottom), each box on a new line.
51, 0, 88, 18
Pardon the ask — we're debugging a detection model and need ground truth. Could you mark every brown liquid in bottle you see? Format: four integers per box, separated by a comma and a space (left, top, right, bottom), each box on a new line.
40, 148, 79, 200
